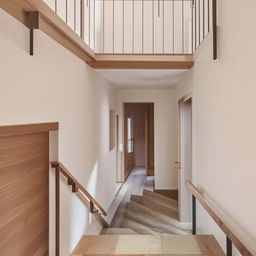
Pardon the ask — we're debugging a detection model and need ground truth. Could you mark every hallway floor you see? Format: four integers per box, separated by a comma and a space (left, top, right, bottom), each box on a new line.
110, 167, 154, 228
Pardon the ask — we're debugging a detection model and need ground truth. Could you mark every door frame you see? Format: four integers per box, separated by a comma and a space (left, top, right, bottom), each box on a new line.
178, 92, 192, 222
122, 102, 155, 182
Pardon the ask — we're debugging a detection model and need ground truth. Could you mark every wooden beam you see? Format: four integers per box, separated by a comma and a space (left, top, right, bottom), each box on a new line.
0, 122, 59, 137
92, 54, 194, 69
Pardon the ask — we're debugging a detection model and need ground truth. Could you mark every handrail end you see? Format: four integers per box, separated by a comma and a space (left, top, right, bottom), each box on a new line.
51, 161, 59, 168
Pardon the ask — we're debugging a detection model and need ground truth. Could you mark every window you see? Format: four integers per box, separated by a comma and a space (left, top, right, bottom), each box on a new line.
127, 117, 134, 153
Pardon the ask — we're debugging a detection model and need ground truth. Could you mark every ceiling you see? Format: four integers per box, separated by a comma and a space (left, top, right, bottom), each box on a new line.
96, 69, 187, 89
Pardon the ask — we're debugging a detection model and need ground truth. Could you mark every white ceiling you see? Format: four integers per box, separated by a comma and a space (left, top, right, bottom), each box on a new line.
96, 69, 187, 89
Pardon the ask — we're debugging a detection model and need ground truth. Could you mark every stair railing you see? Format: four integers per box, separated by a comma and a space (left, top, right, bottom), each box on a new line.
186, 181, 254, 256
51, 161, 109, 256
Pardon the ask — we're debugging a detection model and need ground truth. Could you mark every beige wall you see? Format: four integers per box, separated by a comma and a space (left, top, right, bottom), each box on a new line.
118, 89, 178, 190
0, 9, 121, 256
175, 0, 256, 254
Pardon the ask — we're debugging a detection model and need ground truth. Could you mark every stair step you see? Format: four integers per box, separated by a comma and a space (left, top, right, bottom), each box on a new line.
143, 194, 179, 219
101, 228, 138, 235
124, 207, 189, 235
143, 189, 178, 206
71, 235, 225, 256
121, 218, 166, 235
127, 201, 191, 230
130, 195, 143, 204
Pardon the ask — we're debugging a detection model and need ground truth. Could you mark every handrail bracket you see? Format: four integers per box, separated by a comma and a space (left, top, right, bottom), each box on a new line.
28, 12, 39, 56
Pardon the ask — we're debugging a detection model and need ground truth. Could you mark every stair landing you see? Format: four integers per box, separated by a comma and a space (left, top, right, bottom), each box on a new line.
71, 235, 225, 256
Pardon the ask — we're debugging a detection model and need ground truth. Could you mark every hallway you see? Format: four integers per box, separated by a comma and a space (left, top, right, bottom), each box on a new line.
110, 167, 154, 228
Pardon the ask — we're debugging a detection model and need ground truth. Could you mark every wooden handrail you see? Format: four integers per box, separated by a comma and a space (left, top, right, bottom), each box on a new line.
52, 162, 108, 256
52, 161, 107, 216
186, 181, 254, 256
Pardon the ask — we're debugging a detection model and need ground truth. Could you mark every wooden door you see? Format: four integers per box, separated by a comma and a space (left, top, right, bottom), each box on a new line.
0, 132, 49, 256
145, 104, 154, 177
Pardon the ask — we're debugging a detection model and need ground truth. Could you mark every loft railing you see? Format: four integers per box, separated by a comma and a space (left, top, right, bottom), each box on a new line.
186, 181, 254, 256
51, 162, 109, 256
44, 0, 217, 58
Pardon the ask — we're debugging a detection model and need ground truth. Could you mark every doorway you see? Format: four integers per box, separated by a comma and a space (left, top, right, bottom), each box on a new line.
178, 94, 192, 222
123, 103, 155, 181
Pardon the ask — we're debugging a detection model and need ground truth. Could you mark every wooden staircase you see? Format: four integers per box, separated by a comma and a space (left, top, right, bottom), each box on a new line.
70, 190, 225, 256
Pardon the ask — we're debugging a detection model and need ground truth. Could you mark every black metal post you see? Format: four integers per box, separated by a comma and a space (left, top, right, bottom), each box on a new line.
30, 28, 34, 56
192, 195, 196, 234
226, 237, 232, 256
212, 0, 217, 60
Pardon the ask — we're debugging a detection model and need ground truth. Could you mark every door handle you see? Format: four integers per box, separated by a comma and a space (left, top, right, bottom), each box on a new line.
175, 161, 181, 169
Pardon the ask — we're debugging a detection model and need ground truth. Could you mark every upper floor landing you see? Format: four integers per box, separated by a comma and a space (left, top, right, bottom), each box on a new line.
0, 0, 216, 69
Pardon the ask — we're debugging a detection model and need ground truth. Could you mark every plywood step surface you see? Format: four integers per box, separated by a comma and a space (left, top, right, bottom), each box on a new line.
101, 228, 139, 235
143, 195, 179, 219
124, 208, 189, 235
71, 235, 225, 256
130, 195, 143, 204
122, 218, 166, 235
127, 201, 191, 230
143, 189, 178, 206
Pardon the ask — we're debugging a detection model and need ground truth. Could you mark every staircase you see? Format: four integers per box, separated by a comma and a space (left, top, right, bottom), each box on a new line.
102, 189, 189, 235
71, 190, 225, 256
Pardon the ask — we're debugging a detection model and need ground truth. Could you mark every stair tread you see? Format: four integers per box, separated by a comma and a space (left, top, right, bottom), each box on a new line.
143, 195, 179, 219
121, 218, 166, 235
71, 235, 225, 256
102, 228, 138, 235
144, 189, 178, 206
143, 192, 178, 211
124, 207, 189, 235
130, 194, 143, 204
127, 201, 191, 230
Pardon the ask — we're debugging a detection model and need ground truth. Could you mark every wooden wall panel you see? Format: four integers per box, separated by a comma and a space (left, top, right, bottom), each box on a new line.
123, 104, 135, 180
145, 103, 154, 177
0, 132, 49, 256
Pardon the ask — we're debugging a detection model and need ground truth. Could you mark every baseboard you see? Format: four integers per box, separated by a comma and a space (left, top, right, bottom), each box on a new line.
154, 189, 178, 201
178, 222, 192, 230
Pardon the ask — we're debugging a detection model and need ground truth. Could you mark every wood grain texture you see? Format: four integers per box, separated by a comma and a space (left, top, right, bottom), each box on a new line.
0, 122, 58, 137
186, 181, 254, 256
154, 189, 178, 201
90, 60, 194, 69
92, 54, 194, 69
0, 132, 49, 256
71, 234, 225, 256
145, 104, 154, 177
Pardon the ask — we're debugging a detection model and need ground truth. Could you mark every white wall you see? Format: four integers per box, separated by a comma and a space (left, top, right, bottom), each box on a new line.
0, 9, 121, 256
118, 89, 178, 190
174, 0, 256, 254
